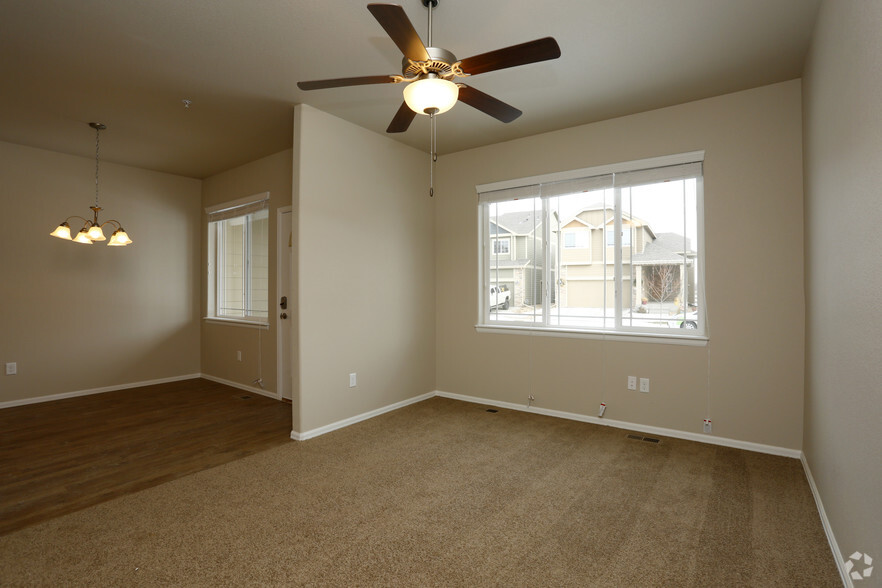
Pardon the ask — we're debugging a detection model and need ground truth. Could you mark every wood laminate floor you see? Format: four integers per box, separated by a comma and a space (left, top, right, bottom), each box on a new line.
0, 378, 292, 535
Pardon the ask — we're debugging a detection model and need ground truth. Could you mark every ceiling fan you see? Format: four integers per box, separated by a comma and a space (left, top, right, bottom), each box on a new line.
297, 1, 562, 134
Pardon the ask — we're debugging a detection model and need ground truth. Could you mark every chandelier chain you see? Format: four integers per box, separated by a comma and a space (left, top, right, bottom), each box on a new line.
94, 124, 101, 208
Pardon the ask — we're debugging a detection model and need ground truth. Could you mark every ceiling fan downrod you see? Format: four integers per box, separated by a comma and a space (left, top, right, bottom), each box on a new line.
423, 0, 438, 46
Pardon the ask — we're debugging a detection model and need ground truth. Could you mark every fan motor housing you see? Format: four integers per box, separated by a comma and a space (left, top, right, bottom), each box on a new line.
402, 46, 458, 79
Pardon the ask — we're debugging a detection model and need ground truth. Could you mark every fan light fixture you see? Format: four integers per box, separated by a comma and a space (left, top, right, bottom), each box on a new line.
50, 122, 132, 247
296, 1, 561, 197
403, 75, 459, 115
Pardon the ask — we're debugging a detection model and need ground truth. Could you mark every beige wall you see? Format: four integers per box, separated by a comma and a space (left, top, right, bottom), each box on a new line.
436, 80, 806, 449
0, 141, 202, 404
802, 0, 882, 567
294, 104, 435, 434
201, 149, 293, 396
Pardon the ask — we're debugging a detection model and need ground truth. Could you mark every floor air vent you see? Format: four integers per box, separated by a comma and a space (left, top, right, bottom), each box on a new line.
486, 409, 499, 413
627, 434, 661, 444
238, 395, 252, 400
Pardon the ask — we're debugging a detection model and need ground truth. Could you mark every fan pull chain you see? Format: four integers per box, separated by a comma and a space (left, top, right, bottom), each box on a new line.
429, 112, 436, 197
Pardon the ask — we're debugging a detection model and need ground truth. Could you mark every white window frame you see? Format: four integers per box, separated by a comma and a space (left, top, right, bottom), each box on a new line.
205, 192, 270, 327
476, 152, 707, 344
564, 230, 589, 249
606, 226, 631, 248
493, 237, 511, 255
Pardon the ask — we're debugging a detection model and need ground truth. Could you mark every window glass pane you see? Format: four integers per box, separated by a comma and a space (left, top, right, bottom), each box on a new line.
249, 209, 269, 319
488, 198, 542, 324
621, 179, 699, 331
220, 218, 246, 317
549, 188, 615, 329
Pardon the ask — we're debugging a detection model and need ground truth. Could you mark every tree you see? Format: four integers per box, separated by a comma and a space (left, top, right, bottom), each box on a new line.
644, 264, 681, 303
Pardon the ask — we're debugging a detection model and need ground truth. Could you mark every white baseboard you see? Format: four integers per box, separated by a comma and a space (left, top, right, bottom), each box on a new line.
291, 391, 435, 441
0, 373, 284, 410
434, 390, 801, 459
0, 374, 203, 410
3, 379, 801, 461
801, 452, 850, 588
199, 374, 279, 401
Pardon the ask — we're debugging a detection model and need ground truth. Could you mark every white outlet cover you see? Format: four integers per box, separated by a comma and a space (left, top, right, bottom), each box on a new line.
5, 362, 16, 375
349, 373, 356, 388
627, 376, 637, 390
639, 378, 650, 393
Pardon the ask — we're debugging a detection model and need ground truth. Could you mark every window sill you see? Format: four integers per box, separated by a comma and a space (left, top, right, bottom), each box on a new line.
474, 324, 707, 346
203, 317, 269, 329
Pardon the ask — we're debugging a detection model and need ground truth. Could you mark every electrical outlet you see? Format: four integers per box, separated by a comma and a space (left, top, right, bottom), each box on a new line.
349, 373, 357, 388
639, 378, 650, 393
627, 376, 637, 390
5, 362, 16, 375
703, 419, 712, 434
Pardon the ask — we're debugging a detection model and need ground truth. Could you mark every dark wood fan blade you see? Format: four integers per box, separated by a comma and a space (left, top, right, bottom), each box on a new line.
458, 37, 561, 76
457, 85, 522, 123
367, 3, 430, 62
387, 101, 417, 133
297, 75, 398, 91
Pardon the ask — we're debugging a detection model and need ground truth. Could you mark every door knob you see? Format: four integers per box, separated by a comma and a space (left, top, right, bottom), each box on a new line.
280, 312, 288, 319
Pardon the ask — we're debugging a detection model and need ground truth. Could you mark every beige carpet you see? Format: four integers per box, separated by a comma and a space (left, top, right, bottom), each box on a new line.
0, 397, 840, 586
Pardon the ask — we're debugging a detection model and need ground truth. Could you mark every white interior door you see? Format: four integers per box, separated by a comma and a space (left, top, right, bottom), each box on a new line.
277, 207, 293, 401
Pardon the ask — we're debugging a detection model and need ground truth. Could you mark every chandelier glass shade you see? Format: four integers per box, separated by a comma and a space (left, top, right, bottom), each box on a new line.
50, 122, 132, 247
403, 76, 459, 115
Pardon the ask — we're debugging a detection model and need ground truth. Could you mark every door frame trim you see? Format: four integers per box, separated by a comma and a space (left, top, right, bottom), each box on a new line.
276, 206, 293, 401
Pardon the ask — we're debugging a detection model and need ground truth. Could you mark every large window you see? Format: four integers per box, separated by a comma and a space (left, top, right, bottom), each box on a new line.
206, 193, 269, 323
478, 153, 705, 338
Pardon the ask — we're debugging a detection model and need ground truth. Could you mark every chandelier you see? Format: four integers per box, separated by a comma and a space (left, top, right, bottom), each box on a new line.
50, 122, 132, 246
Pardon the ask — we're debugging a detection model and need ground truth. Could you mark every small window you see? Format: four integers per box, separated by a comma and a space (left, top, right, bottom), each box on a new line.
606, 228, 632, 247
564, 231, 589, 248
206, 194, 270, 323
493, 237, 511, 255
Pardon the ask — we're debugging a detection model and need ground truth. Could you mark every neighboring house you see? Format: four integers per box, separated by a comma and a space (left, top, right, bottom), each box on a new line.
488, 211, 551, 306
490, 206, 696, 311
631, 231, 697, 309
556, 207, 696, 310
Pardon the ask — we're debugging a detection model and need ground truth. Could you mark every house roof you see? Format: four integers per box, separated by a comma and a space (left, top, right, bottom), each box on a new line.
490, 211, 542, 236
632, 233, 695, 265
561, 206, 657, 240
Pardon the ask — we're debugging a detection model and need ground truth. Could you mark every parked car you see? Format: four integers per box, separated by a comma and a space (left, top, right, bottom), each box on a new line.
678, 310, 698, 329
489, 285, 510, 310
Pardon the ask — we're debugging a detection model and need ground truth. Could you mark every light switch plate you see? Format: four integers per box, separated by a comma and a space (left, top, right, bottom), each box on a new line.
5, 362, 17, 375
349, 373, 357, 388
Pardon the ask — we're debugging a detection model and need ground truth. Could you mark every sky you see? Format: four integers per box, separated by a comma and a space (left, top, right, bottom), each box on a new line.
491, 178, 699, 242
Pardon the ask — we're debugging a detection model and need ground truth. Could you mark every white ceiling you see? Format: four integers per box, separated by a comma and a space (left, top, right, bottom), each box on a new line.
0, 0, 821, 179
